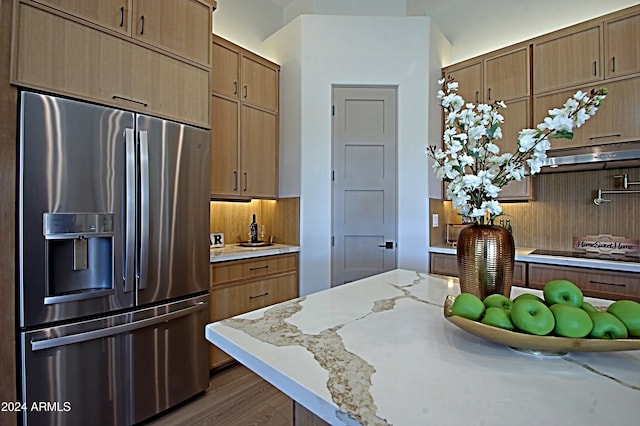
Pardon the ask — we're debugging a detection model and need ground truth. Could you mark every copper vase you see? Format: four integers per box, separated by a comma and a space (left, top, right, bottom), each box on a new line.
456, 224, 515, 299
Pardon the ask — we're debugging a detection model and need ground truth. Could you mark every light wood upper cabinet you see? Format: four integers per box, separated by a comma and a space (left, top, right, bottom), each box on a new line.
485, 47, 530, 101
443, 62, 482, 104
133, 0, 211, 66
534, 76, 640, 150
533, 25, 602, 94
605, 11, 640, 78
212, 35, 280, 113
241, 105, 278, 198
32, 0, 132, 35
444, 47, 529, 103
495, 97, 534, 200
12, 3, 210, 127
211, 35, 280, 199
211, 41, 240, 99
211, 102, 278, 198
242, 56, 279, 112
210, 95, 240, 196
31, 0, 212, 66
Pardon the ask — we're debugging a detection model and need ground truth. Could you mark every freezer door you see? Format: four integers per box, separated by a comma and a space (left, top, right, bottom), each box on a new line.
135, 115, 210, 305
18, 92, 136, 327
21, 294, 209, 425
131, 294, 210, 423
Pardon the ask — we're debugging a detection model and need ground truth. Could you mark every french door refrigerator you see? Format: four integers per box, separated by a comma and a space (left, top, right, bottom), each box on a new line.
18, 91, 211, 425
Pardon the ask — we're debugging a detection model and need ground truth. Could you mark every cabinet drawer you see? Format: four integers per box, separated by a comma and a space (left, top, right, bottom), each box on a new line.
209, 272, 298, 368
211, 253, 297, 286
211, 273, 298, 321
528, 263, 640, 301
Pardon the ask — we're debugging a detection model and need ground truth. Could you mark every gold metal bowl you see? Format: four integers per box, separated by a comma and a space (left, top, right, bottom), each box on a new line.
443, 295, 640, 354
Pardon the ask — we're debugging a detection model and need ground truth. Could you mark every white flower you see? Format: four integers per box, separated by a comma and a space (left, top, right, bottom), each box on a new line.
426, 77, 606, 224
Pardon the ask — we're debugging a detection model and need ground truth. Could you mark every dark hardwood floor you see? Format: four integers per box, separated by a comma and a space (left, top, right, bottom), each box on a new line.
144, 364, 293, 426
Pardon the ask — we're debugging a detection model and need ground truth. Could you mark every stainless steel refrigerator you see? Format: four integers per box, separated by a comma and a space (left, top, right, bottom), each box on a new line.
18, 91, 211, 425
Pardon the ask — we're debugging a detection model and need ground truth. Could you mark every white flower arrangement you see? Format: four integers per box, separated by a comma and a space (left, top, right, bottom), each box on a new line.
427, 76, 607, 224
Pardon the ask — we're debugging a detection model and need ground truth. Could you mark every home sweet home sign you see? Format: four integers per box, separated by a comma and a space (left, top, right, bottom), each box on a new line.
573, 234, 640, 255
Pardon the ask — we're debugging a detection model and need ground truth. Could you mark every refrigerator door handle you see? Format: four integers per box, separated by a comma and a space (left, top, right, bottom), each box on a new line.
124, 128, 137, 292
30, 301, 207, 351
138, 130, 150, 290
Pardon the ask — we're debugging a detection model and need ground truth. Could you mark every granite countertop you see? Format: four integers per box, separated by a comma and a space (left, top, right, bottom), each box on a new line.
210, 243, 300, 263
206, 269, 640, 425
429, 244, 640, 273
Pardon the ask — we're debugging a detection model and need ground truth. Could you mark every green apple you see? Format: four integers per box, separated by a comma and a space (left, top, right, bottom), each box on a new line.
543, 279, 584, 307
512, 293, 545, 304
483, 294, 512, 311
549, 303, 593, 338
607, 300, 640, 337
451, 293, 486, 320
581, 302, 597, 313
588, 311, 628, 339
481, 306, 515, 330
511, 298, 555, 336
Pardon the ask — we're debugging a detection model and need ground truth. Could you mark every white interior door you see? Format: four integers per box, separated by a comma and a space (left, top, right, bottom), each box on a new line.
332, 86, 397, 286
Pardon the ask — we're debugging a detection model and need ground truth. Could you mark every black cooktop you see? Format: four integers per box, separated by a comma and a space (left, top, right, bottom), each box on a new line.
530, 249, 640, 263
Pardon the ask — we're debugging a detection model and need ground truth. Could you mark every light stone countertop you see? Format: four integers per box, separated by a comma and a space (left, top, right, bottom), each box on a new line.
206, 269, 640, 425
429, 244, 640, 273
210, 243, 300, 263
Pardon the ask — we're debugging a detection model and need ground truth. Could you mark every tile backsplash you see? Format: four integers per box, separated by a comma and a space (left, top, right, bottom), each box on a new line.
431, 167, 640, 250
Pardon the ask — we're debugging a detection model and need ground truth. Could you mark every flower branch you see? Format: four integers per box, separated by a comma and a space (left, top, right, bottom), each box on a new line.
427, 76, 607, 224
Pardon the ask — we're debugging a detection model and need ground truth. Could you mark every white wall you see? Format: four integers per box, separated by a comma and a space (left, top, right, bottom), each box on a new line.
264, 15, 449, 295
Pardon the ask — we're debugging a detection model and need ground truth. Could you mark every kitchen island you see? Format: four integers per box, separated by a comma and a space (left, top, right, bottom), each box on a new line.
205, 269, 640, 425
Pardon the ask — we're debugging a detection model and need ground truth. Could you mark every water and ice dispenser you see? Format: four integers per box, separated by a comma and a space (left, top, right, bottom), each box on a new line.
43, 213, 115, 304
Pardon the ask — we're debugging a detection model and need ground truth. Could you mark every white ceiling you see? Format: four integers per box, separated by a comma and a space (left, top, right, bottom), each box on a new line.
267, 0, 457, 13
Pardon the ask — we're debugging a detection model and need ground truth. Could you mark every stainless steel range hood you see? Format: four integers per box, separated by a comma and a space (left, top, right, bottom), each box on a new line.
540, 141, 640, 173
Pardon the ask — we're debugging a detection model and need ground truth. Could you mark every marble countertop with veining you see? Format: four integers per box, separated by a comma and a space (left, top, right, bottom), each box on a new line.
205, 269, 640, 425
210, 243, 300, 263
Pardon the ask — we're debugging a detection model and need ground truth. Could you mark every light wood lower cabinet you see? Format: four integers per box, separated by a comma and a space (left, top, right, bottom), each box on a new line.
429, 252, 527, 287
528, 263, 640, 302
209, 253, 299, 369
429, 253, 459, 278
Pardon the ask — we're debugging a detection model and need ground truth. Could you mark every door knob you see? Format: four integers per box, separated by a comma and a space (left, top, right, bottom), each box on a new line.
378, 241, 395, 249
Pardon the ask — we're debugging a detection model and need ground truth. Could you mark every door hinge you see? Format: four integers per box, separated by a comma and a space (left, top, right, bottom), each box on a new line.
332, 170, 335, 181
332, 105, 335, 116
332, 236, 334, 246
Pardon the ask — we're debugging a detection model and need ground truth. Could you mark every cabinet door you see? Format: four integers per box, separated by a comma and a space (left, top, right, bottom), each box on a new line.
444, 62, 482, 104
605, 12, 640, 78
533, 25, 602, 94
533, 76, 640, 149
485, 47, 530, 101
13, 3, 209, 128
211, 95, 240, 196
133, 0, 211, 65
496, 97, 534, 200
241, 105, 278, 198
241, 55, 279, 112
33, 0, 132, 35
212, 39, 240, 99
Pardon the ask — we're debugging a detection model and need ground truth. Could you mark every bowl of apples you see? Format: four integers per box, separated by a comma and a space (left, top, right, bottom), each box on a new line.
444, 279, 640, 355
